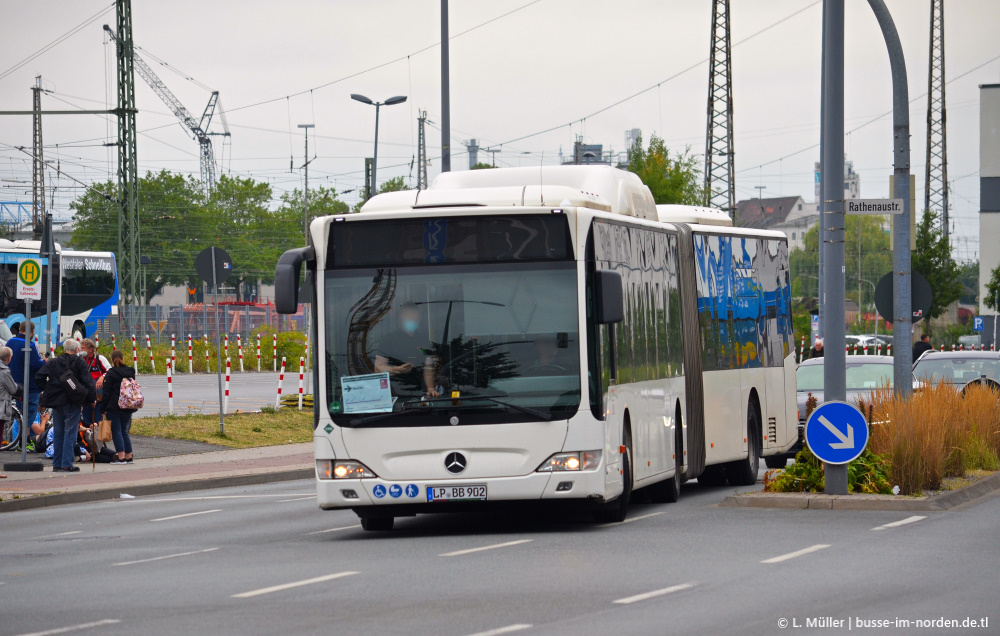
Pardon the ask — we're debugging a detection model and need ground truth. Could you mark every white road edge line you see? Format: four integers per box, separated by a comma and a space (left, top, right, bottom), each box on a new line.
277, 495, 317, 503
150, 509, 222, 522
761, 544, 831, 564
613, 582, 696, 605
440, 539, 533, 557
872, 515, 926, 531
232, 571, 359, 599
306, 525, 362, 535
114, 548, 219, 566
465, 624, 533, 636
39, 531, 83, 539
599, 511, 665, 527
12, 619, 121, 636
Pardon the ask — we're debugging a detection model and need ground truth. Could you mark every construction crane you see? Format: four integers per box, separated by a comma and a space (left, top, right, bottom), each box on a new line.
104, 24, 229, 193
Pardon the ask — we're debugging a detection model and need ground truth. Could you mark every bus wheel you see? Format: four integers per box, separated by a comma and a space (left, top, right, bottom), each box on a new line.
650, 406, 682, 504
360, 515, 394, 531
594, 424, 632, 523
727, 402, 761, 486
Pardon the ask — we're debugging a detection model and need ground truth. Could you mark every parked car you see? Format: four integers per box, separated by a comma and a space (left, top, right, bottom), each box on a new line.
912, 350, 1000, 392
769, 355, 895, 469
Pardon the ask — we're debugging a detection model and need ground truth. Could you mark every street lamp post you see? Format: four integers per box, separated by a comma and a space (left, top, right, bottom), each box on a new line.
351, 94, 407, 198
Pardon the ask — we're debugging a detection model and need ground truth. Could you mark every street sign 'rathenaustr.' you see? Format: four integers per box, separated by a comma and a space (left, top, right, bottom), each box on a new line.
846, 198, 904, 215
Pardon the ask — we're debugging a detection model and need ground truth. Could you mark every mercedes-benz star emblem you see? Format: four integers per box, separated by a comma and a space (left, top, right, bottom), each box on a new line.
445, 452, 467, 474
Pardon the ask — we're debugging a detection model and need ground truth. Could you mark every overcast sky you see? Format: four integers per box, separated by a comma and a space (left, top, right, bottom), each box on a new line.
1, 0, 998, 261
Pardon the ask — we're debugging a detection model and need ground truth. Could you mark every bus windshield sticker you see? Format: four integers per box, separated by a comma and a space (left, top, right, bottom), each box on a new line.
341, 372, 395, 413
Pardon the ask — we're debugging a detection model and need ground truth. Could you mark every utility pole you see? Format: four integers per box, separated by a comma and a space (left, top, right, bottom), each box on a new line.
821, 0, 847, 494
417, 110, 429, 189
465, 139, 479, 169
113, 0, 141, 309
704, 0, 736, 222
31, 77, 45, 241
924, 0, 949, 237
441, 0, 451, 173
297, 124, 314, 246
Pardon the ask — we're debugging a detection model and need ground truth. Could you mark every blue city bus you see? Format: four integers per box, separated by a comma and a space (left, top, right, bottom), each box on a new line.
59, 250, 120, 340
0, 239, 61, 348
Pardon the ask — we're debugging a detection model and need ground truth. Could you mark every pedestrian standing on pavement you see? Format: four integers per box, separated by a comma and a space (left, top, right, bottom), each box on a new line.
34, 339, 95, 473
100, 350, 137, 465
79, 338, 110, 427
912, 334, 933, 363
809, 338, 825, 359
0, 346, 15, 479
7, 322, 45, 442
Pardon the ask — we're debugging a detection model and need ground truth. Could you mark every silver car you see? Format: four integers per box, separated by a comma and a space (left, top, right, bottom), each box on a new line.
912, 350, 1000, 392
766, 355, 894, 469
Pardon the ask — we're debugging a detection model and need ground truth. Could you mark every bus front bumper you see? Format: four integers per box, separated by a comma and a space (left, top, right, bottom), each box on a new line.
315, 468, 608, 511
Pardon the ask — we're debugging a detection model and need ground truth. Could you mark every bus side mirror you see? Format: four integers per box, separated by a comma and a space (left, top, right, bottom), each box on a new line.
595, 270, 624, 324
275, 246, 315, 314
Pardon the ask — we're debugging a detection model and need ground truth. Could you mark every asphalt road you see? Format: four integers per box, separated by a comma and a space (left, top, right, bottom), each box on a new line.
133, 371, 296, 418
3, 472, 998, 636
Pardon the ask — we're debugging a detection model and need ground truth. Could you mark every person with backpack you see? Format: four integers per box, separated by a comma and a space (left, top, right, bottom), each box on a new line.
79, 338, 110, 427
34, 339, 96, 472
100, 350, 139, 465
8, 322, 46, 446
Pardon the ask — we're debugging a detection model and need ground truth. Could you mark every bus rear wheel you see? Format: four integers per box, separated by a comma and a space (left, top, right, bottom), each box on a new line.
727, 402, 761, 486
360, 515, 394, 531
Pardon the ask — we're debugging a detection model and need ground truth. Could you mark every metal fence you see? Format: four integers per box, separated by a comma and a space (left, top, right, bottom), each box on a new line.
120, 303, 307, 344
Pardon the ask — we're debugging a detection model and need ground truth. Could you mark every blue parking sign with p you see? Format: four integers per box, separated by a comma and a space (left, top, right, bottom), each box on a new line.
974, 317, 984, 332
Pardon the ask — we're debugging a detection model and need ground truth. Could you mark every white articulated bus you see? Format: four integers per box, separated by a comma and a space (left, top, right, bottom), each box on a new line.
275, 165, 797, 531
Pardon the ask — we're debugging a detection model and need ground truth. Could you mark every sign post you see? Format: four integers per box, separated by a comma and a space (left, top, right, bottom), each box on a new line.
195, 247, 233, 436
4, 258, 44, 471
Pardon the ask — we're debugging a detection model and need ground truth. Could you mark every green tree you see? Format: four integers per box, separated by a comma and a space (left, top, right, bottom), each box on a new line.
957, 260, 979, 305
278, 186, 350, 235
69, 170, 207, 301
471, 162, 495, 170
983, 263, 1000, 311
788, 216, 892, 312
913, 208, 962, 321
625, 134, 703, 205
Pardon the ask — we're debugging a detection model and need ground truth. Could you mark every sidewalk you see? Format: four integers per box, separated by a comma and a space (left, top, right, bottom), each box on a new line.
0, 442, 313, 513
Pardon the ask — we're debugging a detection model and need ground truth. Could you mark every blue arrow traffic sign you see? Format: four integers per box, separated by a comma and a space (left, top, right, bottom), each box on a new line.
805, 401, 869, 465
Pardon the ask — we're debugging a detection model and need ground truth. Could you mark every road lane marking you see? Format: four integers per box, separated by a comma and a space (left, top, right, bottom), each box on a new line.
872, 515, 926, 531
114, 548, 219, 566
39, 531, 82, 539
232, 571, 358, 598
466, 625, 533, 636
145, 494, 313, 502
306, 525, 362, 535
12, 619, 121, 636
277, 495, 317, 503
440, 539, 532, 557
613, 582, 696, 605
761, 544, 831, 564
598, 511, 664, 528
150, 509, 222, 522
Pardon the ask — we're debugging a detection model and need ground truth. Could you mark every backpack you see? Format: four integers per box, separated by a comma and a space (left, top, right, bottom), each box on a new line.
118, 377, 144, 410
59, 368, 89, 404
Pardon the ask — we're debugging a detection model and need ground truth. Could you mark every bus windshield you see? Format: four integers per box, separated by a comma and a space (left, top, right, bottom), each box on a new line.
324, 261, 580, 426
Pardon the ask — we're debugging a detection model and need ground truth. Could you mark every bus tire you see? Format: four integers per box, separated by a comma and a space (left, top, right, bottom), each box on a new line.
727, 401, 761, 486
697, 464, 727, 487
360, 515, 394, 531
594, 421, 632, 523
764, 455, 788, 469
649, 405, 682, 504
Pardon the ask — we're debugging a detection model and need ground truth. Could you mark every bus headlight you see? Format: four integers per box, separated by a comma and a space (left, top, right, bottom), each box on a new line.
316, 460, 377, 480
536, 451, 601, 472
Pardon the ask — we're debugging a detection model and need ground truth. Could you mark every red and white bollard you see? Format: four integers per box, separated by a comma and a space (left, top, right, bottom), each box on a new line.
256, 334, 261, 372
205, 342, 211, 373
853, 343, 858, 355
237, 334, 244, 373
275, 357, 287, 408
951, 344, 956, 352
224, 358, 231, 413
187, 334, 193, 374
146, 335, 155, 372
272, 334, 278, 372
170, 334, 176, 371
132, 335, 138, 371
297, 356, 305, 411
167, 360, 174, 415
95, 334, 100, 350
224, 334, 229, 361
112, 334, 117, 351
888, 343, 892, 356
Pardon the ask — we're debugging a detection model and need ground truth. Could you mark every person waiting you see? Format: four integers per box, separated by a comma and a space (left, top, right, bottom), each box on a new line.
34, 339, 95, 473
100, 350, 137, 465
7, 322, 45, 442
79, 338, 110, 427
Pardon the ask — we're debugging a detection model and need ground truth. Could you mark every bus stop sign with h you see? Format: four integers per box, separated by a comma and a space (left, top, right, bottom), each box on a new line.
4, 258, 44, 470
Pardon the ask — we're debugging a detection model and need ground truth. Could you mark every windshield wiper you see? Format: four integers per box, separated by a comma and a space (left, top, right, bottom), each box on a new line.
419, 395, 553, 421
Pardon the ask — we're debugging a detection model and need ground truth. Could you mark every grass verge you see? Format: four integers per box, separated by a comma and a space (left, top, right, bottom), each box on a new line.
130, 408, 313, 449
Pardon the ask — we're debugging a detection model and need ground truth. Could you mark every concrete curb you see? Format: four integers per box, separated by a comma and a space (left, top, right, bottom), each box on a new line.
719, 471, 1000, 511
0, 468, 313, 513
